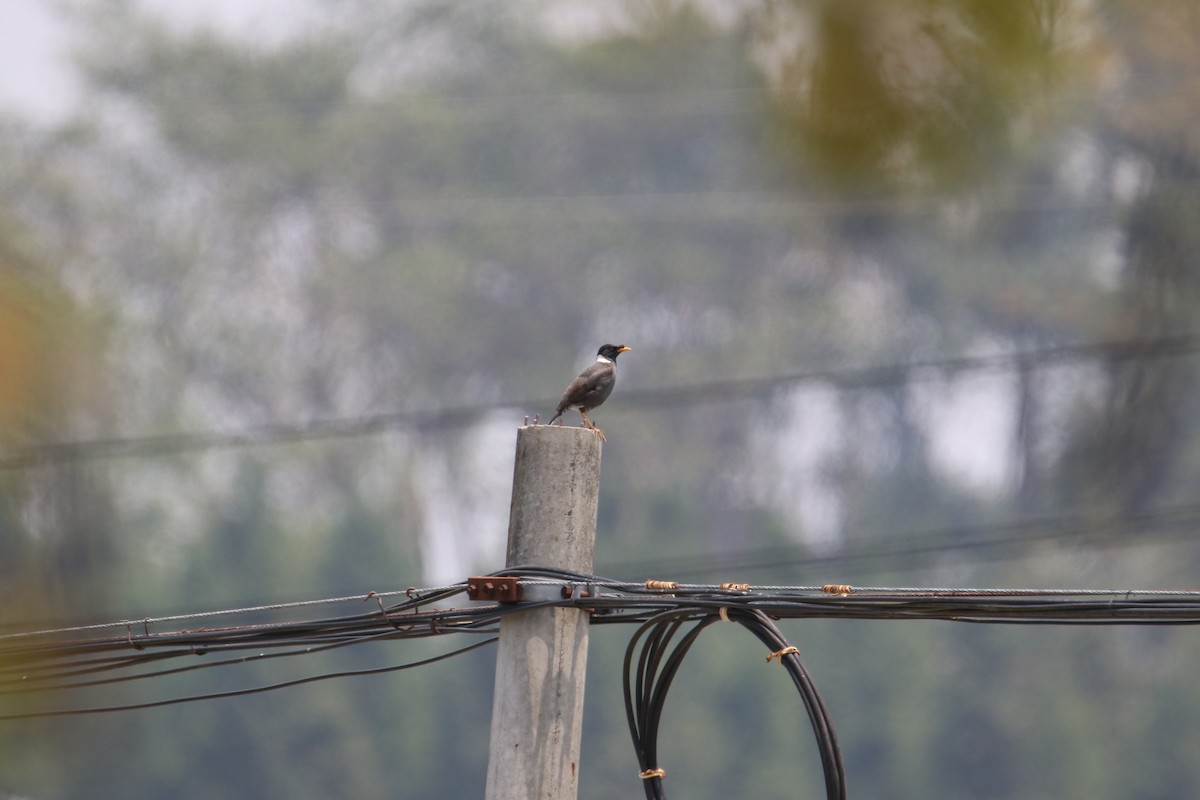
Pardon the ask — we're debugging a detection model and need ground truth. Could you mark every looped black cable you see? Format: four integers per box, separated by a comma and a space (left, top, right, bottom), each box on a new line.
622, 606, 845, 800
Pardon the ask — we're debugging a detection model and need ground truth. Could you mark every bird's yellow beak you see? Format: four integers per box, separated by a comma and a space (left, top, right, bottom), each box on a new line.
618, 346, 631, 353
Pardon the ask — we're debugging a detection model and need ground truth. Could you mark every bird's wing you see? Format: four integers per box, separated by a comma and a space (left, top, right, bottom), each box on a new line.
559, 363, 613, 409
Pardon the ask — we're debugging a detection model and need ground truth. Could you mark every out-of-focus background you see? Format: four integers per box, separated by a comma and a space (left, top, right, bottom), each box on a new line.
3, 1, 1200, 797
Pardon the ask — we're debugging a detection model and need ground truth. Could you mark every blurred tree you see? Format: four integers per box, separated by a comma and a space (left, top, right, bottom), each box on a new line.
1058, 2, 1200, 516
744, 0, 1094, 189
2, 0, 1200, 798
0, 212, 124, 794
0, 216, 116, 617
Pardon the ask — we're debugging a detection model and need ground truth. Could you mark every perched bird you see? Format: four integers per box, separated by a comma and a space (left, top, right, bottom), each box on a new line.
548, 344, 631, 441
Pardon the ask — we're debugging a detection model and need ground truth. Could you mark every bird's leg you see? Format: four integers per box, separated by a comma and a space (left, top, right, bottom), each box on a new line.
578, 410, 607, 442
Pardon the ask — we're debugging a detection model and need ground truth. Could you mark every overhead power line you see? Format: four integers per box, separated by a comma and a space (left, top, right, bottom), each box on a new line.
168, 73, 1200, 120
6, 565, 1200, 799
2, 333, 1198, 471
5, 570, 1200, 721
598, 501, 1200, 579
0, 638, 498, 719
369, 183, 1147, 224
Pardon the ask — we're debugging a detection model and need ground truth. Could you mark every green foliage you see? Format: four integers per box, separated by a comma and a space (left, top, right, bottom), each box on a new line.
761, 0, 1094, 190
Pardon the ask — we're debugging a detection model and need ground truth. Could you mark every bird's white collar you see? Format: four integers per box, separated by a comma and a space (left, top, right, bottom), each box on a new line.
595, 354, 614, 364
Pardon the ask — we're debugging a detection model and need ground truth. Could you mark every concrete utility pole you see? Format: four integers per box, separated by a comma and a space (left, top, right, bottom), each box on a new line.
484, 425, 601, 800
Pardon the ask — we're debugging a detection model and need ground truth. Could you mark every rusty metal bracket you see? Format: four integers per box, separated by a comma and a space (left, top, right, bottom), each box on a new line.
467, 576, 524, 603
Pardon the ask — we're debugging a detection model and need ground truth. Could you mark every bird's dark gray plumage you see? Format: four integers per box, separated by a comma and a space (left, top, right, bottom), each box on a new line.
548, 343, 631, 441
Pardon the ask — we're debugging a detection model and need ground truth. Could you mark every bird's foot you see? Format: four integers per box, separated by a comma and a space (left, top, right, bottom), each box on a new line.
578, 412, 606, 441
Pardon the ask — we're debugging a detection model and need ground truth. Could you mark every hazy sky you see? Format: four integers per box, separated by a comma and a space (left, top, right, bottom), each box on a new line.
0, 0, 309, 125
0, 0, 75, 123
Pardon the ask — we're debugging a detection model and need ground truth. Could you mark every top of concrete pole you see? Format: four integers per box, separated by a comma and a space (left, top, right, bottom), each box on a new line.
505, 424, 602, 572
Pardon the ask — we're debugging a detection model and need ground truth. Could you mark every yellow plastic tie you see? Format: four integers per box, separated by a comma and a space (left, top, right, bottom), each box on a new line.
823, 584, 854, 596
766, 645, 800, 663
639, 767, 666, 780
718, 606, 732, 623
644, 579, 678, 591
719, 582, 750, 592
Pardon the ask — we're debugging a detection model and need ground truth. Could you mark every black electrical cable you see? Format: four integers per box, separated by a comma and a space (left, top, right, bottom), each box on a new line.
621, 605, 845, 800
728, 607, 845, 799
623, 611, 706, 800
4, 333, 1197, 470
0, 627, 412, 694
0, 636, 497, 721
597, 501, 1200, 580
7, 570, 1200, 756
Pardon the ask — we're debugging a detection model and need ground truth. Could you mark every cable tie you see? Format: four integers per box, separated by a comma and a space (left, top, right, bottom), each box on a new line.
644, 580, 678, 591
125, 623, 144, 651
823, 584, 854, 596
638, 767, 666, 780
719, 582, 750, 592
365, 590, 403, 629
766, 645, 799, 663
365, 591, 386, 613
718, 606, 732, 623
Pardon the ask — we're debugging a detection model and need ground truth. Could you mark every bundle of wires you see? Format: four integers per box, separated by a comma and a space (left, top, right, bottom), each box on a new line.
623, 606, 845, 800
0, 583, 500, 718
7, 568, 1200, 794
